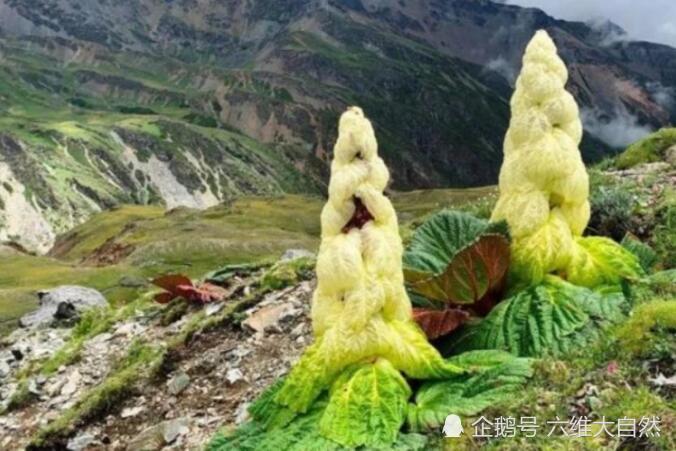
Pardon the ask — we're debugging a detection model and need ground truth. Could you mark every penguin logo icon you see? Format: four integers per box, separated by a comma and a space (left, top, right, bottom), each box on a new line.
442, 414, 464, 437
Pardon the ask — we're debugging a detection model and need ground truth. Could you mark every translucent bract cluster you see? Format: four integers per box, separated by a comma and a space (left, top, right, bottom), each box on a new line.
492, 30, 640, 287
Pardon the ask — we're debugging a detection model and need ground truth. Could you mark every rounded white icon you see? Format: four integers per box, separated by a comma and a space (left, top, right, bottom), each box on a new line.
442, 414, 464, 437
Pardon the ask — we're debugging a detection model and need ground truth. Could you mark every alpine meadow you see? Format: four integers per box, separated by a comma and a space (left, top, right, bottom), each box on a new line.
0, 1, 673, 450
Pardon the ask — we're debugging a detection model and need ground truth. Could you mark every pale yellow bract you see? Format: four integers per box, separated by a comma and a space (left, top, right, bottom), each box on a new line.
492, 30, 641, 286
273, 107, 461, 414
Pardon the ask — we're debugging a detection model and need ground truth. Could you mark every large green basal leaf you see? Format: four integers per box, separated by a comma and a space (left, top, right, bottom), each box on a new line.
403, 210, 510, 305
319, 359, 412, 449
446, 276, 629, 357
209, 373, 427, 451
407, 350, 533, 431
207, 398, 342, 451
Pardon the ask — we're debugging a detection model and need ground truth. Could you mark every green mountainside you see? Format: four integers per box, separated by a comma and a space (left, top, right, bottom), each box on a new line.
3, 0, 676, 253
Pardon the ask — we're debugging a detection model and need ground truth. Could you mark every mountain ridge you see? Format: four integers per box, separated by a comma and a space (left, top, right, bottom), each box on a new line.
0, 0, 675, 253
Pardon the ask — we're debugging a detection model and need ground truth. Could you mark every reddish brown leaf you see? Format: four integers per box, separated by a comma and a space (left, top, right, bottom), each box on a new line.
174, 282, 228, 304
412, 307, 471, 340
153, 292, 175, 304
407, 234, 510, 306
342, 197, 374, 233
152, 274, 194, 294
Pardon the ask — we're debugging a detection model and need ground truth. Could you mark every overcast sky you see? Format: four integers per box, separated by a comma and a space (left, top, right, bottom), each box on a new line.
507, 0, 676, 48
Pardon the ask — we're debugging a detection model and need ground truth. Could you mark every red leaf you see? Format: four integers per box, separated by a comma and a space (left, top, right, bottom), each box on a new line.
607, 361, 619, 374
407, 234, 510, 306
152, 274, 194, 295
342, 197, 374, 233
154, 292, 175, 304
174, 282, 228, 304
412, 307, 471, 340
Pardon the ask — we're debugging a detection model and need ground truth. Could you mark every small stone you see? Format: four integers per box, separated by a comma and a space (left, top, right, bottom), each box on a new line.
162, 417, 190, 444
167, 372, 191, 395
61, 370, 82, 396
205, 303, 224, 316
27, 378, 41, 396
113, 322, 142, 337
290, 324, 304, 338
67, 432, 96, 451
649, 373, 676, 387
46, 379, 66, 397
121, 405, 146, 418
0, 360, 10, 378
226, 368, 245, 385
234, 402, 251, 424
242, 303, 296, 334
119, 275, 147, 288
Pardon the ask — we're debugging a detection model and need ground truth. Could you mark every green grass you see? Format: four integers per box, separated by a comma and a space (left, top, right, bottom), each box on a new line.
0, 255, 147, 335
615, 127, 676, 169
0, 189, 487, 334
30, 340, 166, 447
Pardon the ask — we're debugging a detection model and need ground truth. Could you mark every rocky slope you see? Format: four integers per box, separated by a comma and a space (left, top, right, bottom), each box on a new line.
0, 154, 673, 449
1, 0, 676, 253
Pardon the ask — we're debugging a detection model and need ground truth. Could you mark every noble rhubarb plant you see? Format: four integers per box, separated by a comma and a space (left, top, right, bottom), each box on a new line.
490, 30, 642, 288
403, 210, 510, 339
209, 108, 533, 449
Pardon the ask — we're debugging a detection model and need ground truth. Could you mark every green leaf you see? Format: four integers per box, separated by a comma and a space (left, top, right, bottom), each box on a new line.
407, 350, 533, 431
319, 359, 412, 449
567, 236, 643, 288
403, 210, 510, 337
207, 399, 343, 451
248, 379, 297, 429
446, 276, 628, 357
621, 234, 658, 272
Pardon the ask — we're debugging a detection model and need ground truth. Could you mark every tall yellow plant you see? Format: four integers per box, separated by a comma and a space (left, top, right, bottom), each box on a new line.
270, 107, 462, 422
492, 30, 641, 287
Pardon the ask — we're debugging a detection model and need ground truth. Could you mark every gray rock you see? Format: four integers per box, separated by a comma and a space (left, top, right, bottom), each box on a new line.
121, 405, 146, 418
67, 432, 96, 451
234, 402, 251, 425
61, 370, 82, 396
119, 275, 147, 288
0, 361, 9, 378
162, 417, 189, 444
27, 378, 41, 396
167, 372, 191, 395
205, 302, 224, 316
226, 368, 245, 385
280, 248, 314, 262
20, 286, 107, 329
128, 417, 190, 449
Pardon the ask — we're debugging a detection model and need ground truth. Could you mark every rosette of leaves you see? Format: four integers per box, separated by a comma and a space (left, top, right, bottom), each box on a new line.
403, 210, 511, 340
445, 276, 630, 357
208, 351, 533, 449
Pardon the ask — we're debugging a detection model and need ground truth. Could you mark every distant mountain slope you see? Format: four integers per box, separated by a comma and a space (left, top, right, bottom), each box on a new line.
0, 0, 675, 252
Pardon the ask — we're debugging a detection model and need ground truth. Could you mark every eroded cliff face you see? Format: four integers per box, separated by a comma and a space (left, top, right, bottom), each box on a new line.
0, 0, 674, 252
0, 121, 313, 253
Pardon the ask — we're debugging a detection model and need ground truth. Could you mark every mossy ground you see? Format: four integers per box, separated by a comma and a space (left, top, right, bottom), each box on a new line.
614, 127, 676, 169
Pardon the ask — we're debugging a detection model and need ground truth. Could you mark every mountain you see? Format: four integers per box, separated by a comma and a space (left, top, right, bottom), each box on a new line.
1, 0, 675, 253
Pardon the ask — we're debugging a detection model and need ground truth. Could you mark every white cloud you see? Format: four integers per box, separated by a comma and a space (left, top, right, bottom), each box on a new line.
581, 107, 653, 148
484, 57, 517, 85
646, 81, 674, 109
506, 0, 676, 48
